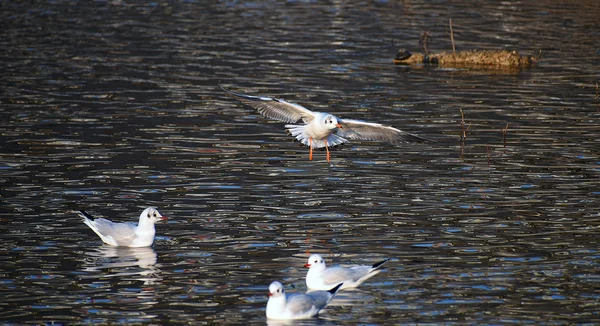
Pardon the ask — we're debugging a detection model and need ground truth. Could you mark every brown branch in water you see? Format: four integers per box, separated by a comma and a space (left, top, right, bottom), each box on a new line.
596, 82, 599, 105
420, 31, 431, 56
459, 108, 471, 141
502, 123, 509, 147
459, 108, 470, 160
449, 18, 456, 53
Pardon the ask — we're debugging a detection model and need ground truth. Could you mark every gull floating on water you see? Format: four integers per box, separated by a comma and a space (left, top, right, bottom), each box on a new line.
266, 280, 343, 320
78, 207, 167, 248
305, 254, 389, 290
221, 86, 433, 162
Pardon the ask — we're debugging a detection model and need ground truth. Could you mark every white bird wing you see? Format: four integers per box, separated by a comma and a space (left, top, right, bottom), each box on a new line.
91, 219, 138, 243
221, 86, 316, 123
323, 266, 365, 284
337, 118, 434, 144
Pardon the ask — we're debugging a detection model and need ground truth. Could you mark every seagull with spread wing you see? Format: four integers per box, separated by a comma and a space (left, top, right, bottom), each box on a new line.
221, 86, 433, 162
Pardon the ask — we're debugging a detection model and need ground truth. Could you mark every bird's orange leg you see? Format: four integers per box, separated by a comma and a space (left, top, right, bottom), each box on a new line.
309, 137, 313, 161
325, 140, 330, 162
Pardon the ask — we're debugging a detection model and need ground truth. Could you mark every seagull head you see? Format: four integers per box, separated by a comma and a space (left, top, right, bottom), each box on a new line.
138, 207, 168, 225
304, 254, 327, 271
268, 281, 285, 298
323, 115, 342, 130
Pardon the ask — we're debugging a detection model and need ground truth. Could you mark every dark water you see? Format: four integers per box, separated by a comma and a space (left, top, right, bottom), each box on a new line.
1, 0, 600, 324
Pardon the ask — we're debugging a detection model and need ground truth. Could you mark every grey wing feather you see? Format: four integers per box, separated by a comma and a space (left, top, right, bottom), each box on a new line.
92, 219, 138, 240
286, 294, 319, 314
221, 86, 315, 123
323, 266, 365, 284
337, 118, 434, 144
306, 290, 332, 307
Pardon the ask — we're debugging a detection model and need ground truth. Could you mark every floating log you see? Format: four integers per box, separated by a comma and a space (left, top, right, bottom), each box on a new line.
394, 49, 538, 69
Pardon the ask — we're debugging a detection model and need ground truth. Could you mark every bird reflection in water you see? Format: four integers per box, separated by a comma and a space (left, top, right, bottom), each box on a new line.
82, 246, 162, 285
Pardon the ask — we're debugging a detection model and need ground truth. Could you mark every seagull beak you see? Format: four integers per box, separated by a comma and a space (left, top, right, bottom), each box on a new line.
303, 263, 311, 268
336, 123, 342, 129
160, 216, 168, 221
267, 292, 273, 297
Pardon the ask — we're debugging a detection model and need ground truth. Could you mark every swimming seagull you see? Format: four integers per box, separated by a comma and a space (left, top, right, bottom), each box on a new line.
305, 254, 390, 290
266, 281, 343, 320
221, 86, 433, 162
78, 207, 167, 247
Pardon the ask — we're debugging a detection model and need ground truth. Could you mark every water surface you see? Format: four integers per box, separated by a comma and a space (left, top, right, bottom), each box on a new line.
1, 0, 600, 324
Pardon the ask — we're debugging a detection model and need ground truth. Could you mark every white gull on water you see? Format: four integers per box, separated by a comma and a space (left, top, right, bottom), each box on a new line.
266, 281, 343, 320
221, 86, 433, 162
305, 254, 389, 290
78, 207, 167, 248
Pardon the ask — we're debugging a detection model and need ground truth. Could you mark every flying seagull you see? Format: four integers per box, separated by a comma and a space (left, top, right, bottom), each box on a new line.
221, 86, 433, 162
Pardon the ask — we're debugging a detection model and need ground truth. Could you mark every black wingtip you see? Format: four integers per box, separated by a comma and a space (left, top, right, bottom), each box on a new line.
219, 84, 229, 92
220, 85, 247, 97
219, 84, 234, 95
372, 258, 390, 270
328, 282, 344, 294
420, 136, 437, 144
405, 133, 437, 144
219, 85, 255, 100
78, 210, 94, 220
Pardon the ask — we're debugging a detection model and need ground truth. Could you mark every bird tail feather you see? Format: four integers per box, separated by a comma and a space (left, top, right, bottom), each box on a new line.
285, 125, 348, 148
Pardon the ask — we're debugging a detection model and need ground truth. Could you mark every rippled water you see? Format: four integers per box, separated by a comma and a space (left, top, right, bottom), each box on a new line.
1, 0, 600, 324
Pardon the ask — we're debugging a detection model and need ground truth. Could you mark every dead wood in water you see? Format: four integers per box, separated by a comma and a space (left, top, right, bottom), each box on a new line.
394, 48, 538, 69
